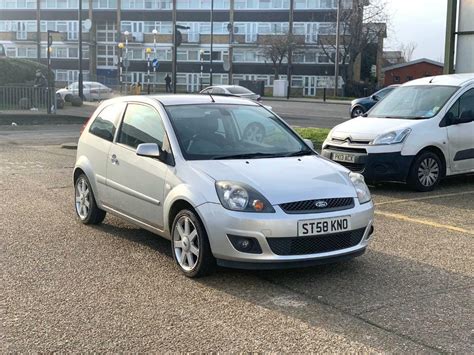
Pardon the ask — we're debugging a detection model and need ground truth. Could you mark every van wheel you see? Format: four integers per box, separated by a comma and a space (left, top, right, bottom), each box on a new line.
408, 152, 442, 192
171, 209, 216, 278
74, 174, 106, 224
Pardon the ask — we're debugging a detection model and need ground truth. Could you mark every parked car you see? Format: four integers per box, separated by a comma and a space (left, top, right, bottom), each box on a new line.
322, 74, 474, 191
74, 95, 374, 277
200, 85, 261, 101
57, 81, 113, 102
350, 85, 399, 118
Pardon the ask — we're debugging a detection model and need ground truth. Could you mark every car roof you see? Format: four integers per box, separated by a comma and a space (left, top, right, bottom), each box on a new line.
207, 85, 245, 89
402, 73, 474, 87
153, 94, 259, 106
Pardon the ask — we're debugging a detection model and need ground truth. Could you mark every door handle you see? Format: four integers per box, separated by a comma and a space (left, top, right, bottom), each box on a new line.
111, 154, 119, 165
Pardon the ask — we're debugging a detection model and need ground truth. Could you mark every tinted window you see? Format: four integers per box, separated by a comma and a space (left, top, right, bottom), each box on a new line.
375, 87, 393, 99
459, 89, 474, 121
89, 103, 126, 141
117, 104, 165, 149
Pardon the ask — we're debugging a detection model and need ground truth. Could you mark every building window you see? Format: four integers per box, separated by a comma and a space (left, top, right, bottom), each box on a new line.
394, 76, 400, 83
406, 76, 413, 81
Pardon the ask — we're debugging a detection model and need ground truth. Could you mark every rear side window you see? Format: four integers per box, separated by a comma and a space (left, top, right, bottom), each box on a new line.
89, 103, 126, 142
117, 103, 165, 149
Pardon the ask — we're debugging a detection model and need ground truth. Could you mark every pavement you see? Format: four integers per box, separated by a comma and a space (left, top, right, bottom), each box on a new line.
1, 133, 473, 352
0, 98, 349, 129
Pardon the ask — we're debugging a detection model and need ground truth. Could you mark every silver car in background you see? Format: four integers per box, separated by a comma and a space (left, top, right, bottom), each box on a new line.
73, 95, 374, 277
200, 85, 261, 101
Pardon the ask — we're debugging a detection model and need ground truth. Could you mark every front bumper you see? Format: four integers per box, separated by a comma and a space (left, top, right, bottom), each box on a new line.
196, 201, 374, 267
321, 145, 415, 183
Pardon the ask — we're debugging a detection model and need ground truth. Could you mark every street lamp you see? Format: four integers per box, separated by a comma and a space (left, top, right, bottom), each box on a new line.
124, 31, 130, 94
146, 47, 152, 94
118, 42, 124, 94
152, 29, 158, 92
200, 49, 204, 90
46, 29, 59, 114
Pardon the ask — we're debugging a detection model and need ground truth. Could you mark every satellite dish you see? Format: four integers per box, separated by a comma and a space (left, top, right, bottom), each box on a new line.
84, 19, 92, 31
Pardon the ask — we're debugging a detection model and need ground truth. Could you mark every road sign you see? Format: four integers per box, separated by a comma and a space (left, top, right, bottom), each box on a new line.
152, 58, 160, 69
84, 19, 92, 31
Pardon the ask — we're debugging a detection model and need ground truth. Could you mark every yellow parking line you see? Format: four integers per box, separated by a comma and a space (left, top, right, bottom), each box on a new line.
375, 190, 474, 206
375, 211, 474, 235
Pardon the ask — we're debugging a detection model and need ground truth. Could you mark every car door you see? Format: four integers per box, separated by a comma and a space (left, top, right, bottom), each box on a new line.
446, 88, 474, 173
83, 102, 127, 202
105, 102, 170, 229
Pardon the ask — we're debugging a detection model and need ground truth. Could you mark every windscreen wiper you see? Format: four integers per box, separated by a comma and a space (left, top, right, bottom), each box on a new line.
283, 150, 314, 157
212, 152, 282, 160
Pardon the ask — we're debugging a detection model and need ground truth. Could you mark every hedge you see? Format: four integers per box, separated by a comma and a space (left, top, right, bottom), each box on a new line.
0, 57, 53, 86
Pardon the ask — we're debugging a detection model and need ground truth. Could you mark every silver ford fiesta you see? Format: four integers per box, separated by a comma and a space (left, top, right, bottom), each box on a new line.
73, 95, 374, 277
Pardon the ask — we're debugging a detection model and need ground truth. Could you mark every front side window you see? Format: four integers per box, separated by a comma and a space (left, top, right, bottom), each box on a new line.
117, 104, 165, 149
89, 103, 126, 141
368, 85, 459, 119
446, 88, 474, 124
166, 104, 311, 160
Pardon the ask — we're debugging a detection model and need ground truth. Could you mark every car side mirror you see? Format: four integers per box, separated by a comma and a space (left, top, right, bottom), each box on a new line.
371, 95, 380, 101
136, 143, 161, 158
303, 139, 314, 150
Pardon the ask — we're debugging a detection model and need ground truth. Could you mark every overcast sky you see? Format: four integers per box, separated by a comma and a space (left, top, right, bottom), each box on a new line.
384, 0, 447, 62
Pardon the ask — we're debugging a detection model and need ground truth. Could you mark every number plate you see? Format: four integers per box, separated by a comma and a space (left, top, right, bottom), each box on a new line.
332, 153, 355, 163
298, 216, 351, 236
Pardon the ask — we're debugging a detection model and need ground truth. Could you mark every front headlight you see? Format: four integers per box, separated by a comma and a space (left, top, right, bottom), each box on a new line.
325, 128, 335, 142
215, 181, 275, 213
371, 128, 411, 145
349, 172, 371, 204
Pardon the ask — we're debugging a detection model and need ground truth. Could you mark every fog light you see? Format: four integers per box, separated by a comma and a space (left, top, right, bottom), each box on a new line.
227, 235, 263, 254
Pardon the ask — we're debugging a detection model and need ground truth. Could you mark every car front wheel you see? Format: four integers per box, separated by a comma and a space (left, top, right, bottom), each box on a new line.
172, 209, 216, 278
408, 152, 442, 192
351, 106, 365, 118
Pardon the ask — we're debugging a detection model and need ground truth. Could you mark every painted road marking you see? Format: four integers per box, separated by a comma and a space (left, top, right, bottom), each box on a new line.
375, 211, 474, 235
375, 190, 474, 206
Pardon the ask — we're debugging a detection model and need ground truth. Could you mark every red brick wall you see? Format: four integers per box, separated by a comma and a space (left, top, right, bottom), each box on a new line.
384, 62, 444, 86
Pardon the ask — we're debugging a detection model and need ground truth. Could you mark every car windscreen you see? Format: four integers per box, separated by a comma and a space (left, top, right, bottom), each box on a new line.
368, 85, 459, 119
227, 87, 253, 95
165, 104, 312, 160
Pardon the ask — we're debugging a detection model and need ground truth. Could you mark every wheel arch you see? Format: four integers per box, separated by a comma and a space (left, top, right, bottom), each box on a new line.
412, 145, 447, 177
73, 158, 102, 207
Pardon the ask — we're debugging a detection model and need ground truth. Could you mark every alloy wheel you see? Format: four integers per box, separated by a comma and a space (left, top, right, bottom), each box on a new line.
417, 157, 440, 187
352, 107, 364, 117
174, 216, 200, 271
75, 177, 91, 220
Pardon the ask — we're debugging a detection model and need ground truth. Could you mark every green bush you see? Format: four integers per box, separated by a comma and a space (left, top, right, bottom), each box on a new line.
0, 57, 52, 86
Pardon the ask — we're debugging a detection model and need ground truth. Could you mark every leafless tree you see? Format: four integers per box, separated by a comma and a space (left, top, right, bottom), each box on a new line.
260, 33, 304, 79
399, 41, 417, 62
319, 0, 389, 86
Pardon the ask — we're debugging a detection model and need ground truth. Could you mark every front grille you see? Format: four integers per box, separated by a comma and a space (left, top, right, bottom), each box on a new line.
267, 228, 365, 256
280, 197, 354, 214
331, 138, 371, 145
324, 145, 367, 154
337, 162, 365, 173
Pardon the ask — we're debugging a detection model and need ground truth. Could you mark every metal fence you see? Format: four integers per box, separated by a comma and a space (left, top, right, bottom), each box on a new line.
0, 86, 56, 113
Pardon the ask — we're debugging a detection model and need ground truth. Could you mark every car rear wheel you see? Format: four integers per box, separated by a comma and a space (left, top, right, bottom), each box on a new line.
74, 174, 106, 224
408, 152, 442, 192
351, 106, 365, 118
172, 209, 216, 278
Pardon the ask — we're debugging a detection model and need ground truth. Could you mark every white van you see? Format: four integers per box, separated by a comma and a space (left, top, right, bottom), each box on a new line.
321, 74, 474, 191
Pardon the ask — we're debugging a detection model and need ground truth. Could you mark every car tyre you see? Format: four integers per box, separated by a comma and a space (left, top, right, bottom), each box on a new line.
407, 151, 442, 192
74, 174, 106, 224
351, 106, 365, 118
171, 209, 216, 278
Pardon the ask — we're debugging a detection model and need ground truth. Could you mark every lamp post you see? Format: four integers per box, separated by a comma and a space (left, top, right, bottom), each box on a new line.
46, 30, 59, 114
124, 30, 130, 94
152, 29, 158, 92
200, 49, 204, 90
209, 0, 214, 86
146, 47, 152, 94
118, 42, 124, 94
334, 0, 341, 97
78, 0, 83, 100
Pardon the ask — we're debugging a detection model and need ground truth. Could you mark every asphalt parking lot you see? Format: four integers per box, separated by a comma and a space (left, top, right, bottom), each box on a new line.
1, 139, 473, 352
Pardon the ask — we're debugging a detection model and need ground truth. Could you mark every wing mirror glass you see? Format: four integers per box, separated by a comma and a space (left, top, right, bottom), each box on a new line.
136, 143, 161, 158
371, 95, 380, 101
